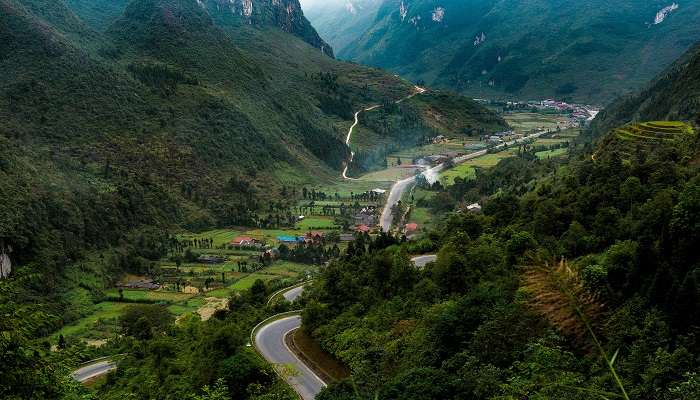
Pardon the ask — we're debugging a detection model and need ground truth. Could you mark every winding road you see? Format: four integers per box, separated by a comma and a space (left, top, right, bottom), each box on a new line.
254, 285, 327, 400
342, 86, 426, 180
411, 254, 437, 268
379, 130, 549, 231
72, 359, 117, 383
282, 285, 305, 302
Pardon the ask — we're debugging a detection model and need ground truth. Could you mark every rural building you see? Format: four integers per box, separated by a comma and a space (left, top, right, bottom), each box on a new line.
354, 224, 371, 233
231, 236, 256, 247
305, 231, 325, 244
354, 209, 377, 226
405, 223, 419, 235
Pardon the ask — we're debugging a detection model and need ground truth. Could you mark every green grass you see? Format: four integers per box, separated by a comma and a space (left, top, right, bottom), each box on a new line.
177, 229, 243, 248
439, 151, 518, 185
53, 302, 128, 340
358, 166, 418, 182
536, 148, 569, 159
104, 289, 194, 302
263, 261, 314, 277
229, 274, 278, 291
296, 217, 337, 230
614, 121, 694, 143
167, 298, 206, 315
504, 113, 569, 134
440, 164, 477, 185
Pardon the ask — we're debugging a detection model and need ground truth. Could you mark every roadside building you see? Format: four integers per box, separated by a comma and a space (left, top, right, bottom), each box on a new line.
405, 223, 419, 235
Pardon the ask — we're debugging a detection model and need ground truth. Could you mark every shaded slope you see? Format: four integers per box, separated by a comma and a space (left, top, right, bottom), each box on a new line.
592, 42, 700, 135
310, 0, 700, 103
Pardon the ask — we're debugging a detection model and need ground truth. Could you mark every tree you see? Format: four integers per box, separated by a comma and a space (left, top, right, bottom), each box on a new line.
57, 334, 66, 350
250, 279, 267, 304
190, 379, 229, 400
120, 304, 174, 340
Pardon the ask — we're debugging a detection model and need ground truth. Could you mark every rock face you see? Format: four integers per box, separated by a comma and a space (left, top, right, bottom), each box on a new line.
206, 0, 334, 56
0, 243, 11, 279
312, 0, 700, 103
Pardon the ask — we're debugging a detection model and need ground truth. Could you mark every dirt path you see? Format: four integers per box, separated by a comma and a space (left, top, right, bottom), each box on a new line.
342, 86, 426, 180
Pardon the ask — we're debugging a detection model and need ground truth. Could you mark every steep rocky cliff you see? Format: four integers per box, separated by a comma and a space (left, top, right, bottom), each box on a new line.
203, 0, 334, 56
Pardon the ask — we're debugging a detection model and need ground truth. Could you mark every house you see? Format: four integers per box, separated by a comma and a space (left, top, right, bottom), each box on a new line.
231, 236, 256, 247
354, 224, 371, 233
305, 231, 325, 244
467, 203, 482, 213
405, 223, 419, 235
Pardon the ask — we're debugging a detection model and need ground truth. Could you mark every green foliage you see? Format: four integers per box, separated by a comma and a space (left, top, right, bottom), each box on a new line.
304, 119, 700, 399
119, 304, 174, 340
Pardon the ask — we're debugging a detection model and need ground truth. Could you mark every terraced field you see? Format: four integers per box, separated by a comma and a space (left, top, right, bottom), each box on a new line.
615, 121, 694, 143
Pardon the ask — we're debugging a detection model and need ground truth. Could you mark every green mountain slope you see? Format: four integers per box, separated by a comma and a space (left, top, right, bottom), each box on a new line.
0, 0, 503, 289
66, 0, 334, 55
592, 42, 700, 135
306, 0, 700, 103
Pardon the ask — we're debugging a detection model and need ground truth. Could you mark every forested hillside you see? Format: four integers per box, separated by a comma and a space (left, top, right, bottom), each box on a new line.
0, 0, 504, 398
593, 42, 700, 134
303, 109, 700, 400
304, 0, 700, 103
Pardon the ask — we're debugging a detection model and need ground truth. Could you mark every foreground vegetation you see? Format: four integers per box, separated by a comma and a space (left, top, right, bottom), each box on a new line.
301, 121, 700, 399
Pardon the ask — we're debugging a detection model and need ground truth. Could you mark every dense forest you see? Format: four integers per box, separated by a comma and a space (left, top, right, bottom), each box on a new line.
3, 1, 700, 399
302, 125, 700, 399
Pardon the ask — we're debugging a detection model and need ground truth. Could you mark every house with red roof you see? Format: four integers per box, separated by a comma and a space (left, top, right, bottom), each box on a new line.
231, 236, 256, 247
305, 231, 325, 244
354, 224, 371, 233
405, 223, 419, 235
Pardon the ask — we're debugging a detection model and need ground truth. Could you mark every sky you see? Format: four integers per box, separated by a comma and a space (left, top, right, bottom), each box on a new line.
299, 0, 345, 9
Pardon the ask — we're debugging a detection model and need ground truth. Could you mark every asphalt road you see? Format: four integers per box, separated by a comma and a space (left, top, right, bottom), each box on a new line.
283, 285, 305, 302
72, 360, 116, 382
411, 255, 437, 268
379, 130, 548, 232
255, 315, 326, 400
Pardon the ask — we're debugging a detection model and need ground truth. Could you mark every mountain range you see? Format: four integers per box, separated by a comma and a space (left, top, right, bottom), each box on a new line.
303, 0, 700, 104
0, 0, 502, 266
